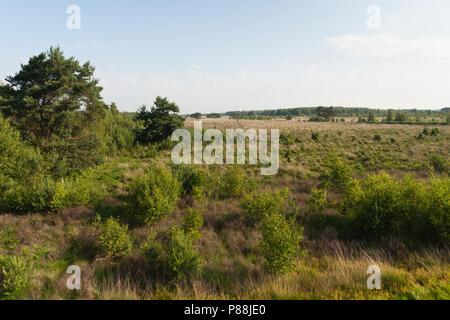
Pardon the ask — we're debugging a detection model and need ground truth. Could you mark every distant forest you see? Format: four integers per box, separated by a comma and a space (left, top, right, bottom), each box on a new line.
223, 106, 449, 119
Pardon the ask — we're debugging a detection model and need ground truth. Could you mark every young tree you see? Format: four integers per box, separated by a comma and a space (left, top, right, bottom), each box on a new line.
0, 46, 106, 147
315, 106, 336, 120
135, 96, 184, 144
386, 109, 394, 122
368, 111, 376, 122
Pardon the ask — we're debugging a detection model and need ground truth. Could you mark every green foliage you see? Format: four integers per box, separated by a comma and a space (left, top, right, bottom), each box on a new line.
307, 187, 328, 215
190, 112, 202, 119
166, 226, 203, 280
93, 104, 136, 156
395, 112, 408, 123
26, 176, 68, 213
386, 109, 394, 122
311, 132, 320, 142
0, 113, 42, 183
0, 46, 106, 148
220, 166, 245, 198
135, 97, 184, 144
368, 112, 376, 122
431, 128, 440, 136
322, 154, 352, 189
429, 154, 448, 173
242, 188, 290, 224
0, 255, 33, 299
128, 167, 181, 225
259, 213, 303, 274
344, 172, 449, 243
97, 216, 133, 258
1, 175, 68, 214
140, 229, 164, 263
182, 208, 204, 241
171, 164, 207, 198
374, 134, 382, 141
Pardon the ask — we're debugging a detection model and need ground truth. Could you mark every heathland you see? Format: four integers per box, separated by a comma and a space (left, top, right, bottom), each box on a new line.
0, 48, 448, 300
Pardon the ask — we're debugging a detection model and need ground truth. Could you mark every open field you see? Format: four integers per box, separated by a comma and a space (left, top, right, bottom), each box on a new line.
1, 119, 448, 300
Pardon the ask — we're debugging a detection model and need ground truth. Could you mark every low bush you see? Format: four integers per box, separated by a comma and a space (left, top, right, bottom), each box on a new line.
166, 226, 203, 280
97, 216, 133, 258
171, 164, 207, 199
429, 154, 448, 174
182, 208, 204, 241
344, 172, 449, 243
259, 213, 304, 274
128, 166, 181, 224
242, 188, 290, 224
220, 166, 245, 198
1, 176, 68, 214
0, 255, 33, 300
306, 187, 328, 215
321, 155, 352, 189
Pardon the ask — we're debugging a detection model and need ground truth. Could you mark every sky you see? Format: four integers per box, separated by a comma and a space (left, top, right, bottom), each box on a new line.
1, 0, 450, 113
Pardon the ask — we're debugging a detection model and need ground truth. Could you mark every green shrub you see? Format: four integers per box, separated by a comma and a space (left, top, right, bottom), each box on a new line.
221, 166, 245, 198
27, 176, 68, 213
374, 134, 382, 141
344, 172, 449, 243
128, 166, 181, 224
140, 229, 164, 263
322, 155, 352, 189
171, 164, 207, 199
97, 216, 133, 258
259, 213, 303, 274
307, 187, 328, 215
1, 176, 68, 214
0, 255, 33, 299
311, 132, 320, 142
431, 128, 439, 136
182, 208, 204, 241
430, 154, 447, 173
242, 188, 290, 224
166, 226, 202, 280
0, 113, 42, 182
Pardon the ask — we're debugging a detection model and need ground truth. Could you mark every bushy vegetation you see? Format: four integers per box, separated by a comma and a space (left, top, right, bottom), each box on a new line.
344, 173, 449, 244
0, 46, 448, 300
171, 164, 207, 199
165, 226, 203, 280
259, 212, 304, 274
220, 166, 245, 198
127, 167, 181, 225
242, 188, 290, 224
0, 255, 34, 299
97, 216, 133, 258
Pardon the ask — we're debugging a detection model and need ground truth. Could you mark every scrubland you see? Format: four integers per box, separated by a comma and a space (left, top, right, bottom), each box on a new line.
1, 119, 448, 300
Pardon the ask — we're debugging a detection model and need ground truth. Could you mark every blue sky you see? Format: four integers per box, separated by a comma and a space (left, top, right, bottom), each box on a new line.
1, 0, 450, 113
